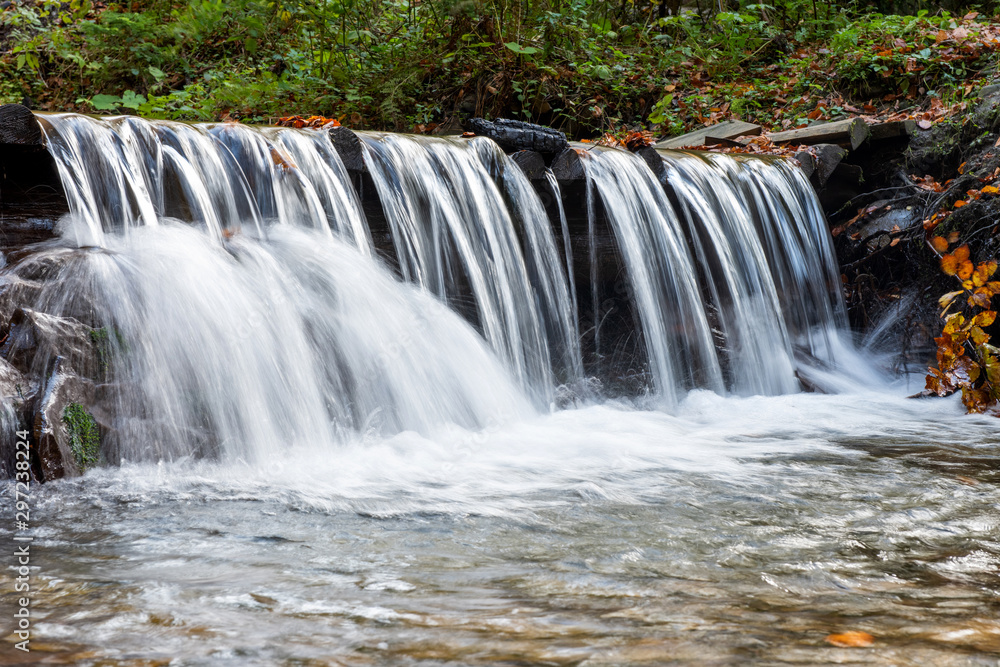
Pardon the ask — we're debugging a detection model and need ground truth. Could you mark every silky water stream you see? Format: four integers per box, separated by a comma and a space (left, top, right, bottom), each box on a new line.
0, 114, 998, 666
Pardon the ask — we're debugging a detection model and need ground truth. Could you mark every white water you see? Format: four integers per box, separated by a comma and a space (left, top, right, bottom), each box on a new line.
3, 114, 998, 665
360, 133, 582, 397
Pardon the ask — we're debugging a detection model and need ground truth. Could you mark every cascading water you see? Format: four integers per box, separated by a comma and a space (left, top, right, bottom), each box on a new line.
21, 114, 536, 464
580, 148, 848, 400
8, 114, 1000, 667
14, 112, 854, 466
359, 133, 582, 397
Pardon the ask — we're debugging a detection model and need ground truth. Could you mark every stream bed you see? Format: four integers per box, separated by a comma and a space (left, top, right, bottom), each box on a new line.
3, 387, 999, 666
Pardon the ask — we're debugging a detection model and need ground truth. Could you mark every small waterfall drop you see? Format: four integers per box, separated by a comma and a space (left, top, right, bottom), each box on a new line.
360, 133, 582, 398
581, 147, 847, 400
8, 112, 859, 468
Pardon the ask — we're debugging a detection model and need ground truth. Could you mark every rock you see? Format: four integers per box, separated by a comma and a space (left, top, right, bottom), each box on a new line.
635, 146, 666, 181
810, 144, 848, 188
2, 308, 99, 378
550, 147, 586, 181
328, 126, 365, 172
33, 358, 100, 480
0, 104, 42, 145
509, 150, 547, 180
979, 83, 1000, 99
464, 118, 569, 154
793, 150, 816, 179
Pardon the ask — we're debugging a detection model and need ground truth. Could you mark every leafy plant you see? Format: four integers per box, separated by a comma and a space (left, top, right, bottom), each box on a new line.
925, 237, 1000, 414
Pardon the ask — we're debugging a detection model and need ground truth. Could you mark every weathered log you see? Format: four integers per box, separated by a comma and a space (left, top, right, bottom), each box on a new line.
767, 118, 869, 150
868, 120, 916, 142
509, 150, 547, 180
655, 120, 762, 150
328, 126, 365, 172
0, 104, 42, 145
465, 118, 569, 154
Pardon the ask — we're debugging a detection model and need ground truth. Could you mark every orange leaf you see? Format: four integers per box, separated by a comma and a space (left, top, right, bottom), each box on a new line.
954, 199, 967, 208
954, 245, 971, 262
983, 185, 1000, 195
941, 254, 960, 275
931, 236, 949, 252
948, 231, 961, 244
969, 291, 992, 308
826, 631, 875, 648
959, 260, 975, 280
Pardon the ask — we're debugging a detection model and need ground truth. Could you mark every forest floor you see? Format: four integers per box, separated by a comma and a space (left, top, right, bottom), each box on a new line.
1, 2, 999, 142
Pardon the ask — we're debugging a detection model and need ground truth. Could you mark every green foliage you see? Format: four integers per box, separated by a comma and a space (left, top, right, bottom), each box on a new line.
1, 0, 996, 135
62, 402, 100, 470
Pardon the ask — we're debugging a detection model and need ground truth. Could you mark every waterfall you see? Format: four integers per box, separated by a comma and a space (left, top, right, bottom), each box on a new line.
6, 113, 854, 467
359, 133, 582, 399
580, 148, 846, 399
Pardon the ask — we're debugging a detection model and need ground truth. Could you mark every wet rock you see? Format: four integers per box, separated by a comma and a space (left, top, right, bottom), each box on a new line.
328, 126, 365, 172
509, 150, 547, 180
33, 358, 101, 480
550, 147, 586, 182
2, 308, 99, 378
0, 104, 42, 145
0, 355, 37, 479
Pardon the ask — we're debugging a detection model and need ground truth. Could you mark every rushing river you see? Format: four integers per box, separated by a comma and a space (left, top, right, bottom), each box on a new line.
4, 385, 1000, 665
1, 114, 998, 665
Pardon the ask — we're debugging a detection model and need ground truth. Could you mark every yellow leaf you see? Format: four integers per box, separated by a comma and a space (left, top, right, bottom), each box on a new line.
974, 310, 997, 327
939, 290, 964, 309
971, 326, 990, 346
984, 185, 1000, 195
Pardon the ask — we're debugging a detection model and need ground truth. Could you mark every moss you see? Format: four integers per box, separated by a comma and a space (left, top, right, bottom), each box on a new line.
62, 402, 100, 470
90, 326, 126, 380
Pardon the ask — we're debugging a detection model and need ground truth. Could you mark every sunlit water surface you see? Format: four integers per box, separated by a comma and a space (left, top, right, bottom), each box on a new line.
3, 388, 1000, 666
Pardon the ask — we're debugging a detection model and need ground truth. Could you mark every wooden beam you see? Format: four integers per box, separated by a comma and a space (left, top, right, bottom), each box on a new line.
655, 120, 762, 149
767, 118, 869, 150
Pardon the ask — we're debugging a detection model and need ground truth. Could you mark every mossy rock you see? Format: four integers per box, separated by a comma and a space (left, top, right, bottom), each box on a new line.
62, 402, 100, 470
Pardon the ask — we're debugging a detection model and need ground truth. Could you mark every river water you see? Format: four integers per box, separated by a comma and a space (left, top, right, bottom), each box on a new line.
1, 115, 998, 665
4, 384, 1000, 665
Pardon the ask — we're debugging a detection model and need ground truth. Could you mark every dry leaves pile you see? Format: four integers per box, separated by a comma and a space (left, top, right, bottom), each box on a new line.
275, 115, 342, 129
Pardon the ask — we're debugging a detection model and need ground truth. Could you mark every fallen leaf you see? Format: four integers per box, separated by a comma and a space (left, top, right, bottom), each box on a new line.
932, 236, 949, 252
826, 631, 874, 648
